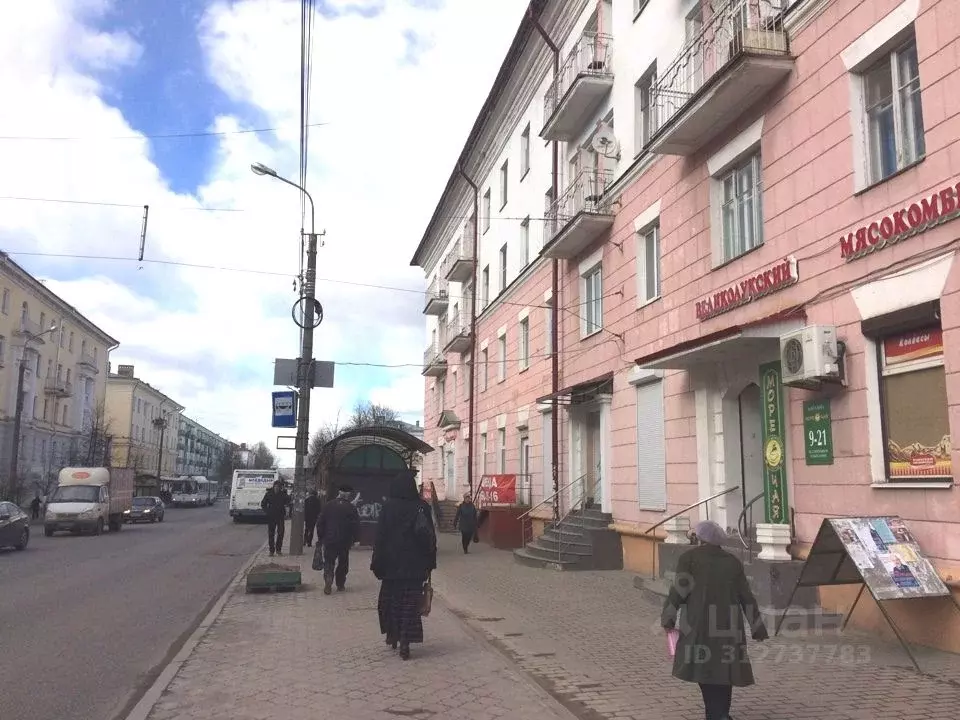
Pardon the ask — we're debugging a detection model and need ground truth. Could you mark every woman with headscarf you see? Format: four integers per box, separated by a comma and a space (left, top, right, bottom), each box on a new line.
371, 474, 437, 660
661, 520, 769, 720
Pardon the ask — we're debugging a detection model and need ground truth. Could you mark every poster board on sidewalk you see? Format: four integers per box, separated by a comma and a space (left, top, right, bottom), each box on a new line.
797, 517, 949, 601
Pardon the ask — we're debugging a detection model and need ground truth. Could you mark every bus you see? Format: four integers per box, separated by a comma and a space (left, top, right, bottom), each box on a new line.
169, 476, 215, 507
229, 469, 280, 522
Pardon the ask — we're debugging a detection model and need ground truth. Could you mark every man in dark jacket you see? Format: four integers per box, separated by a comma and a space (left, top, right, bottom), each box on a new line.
453, 493, 479, 554
303, 490, 322, 547
316, 485, 360, 594
261, 481, 290, 556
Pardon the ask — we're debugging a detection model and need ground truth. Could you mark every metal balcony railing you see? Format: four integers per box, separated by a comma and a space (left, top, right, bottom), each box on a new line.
651, 0, 789, 136
424, 275, 449, 310
79, 350, 99, 370
16, 316, 44, 337
44, 377, 73, 396
543, 31, 614, 126
545, 168, 613, 238
423, 340, 444, 368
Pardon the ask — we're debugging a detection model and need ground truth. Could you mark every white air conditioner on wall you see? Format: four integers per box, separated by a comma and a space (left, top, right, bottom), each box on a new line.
779, 325, 841, 388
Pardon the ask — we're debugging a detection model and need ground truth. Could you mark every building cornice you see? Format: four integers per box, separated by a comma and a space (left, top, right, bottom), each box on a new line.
107, 374, 184, 412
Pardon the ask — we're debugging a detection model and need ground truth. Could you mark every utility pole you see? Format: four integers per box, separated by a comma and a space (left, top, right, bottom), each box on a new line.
7, 360, 27, 501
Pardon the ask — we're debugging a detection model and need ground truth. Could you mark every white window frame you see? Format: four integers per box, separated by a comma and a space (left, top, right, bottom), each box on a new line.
437, 376, 445, 412
635, 63, 657, 152
519, 216, 530, 267
482, 189, 491, 233
480, 347, 488, 391
637, 221, 661, 306
499, 243, 508, 292
545, 291, 555, 355
497, 333, 507, 382
481, 265, 490, 308
718, 153, 763, 263
499, 160, 509, 209
518, 317, 530, 371
480, 433, 488, 476
579, 249, 603, 338
633, 0, 652, 19
520, 123, 531, 178
519, 434, 530, 503
497, 428, 506, 473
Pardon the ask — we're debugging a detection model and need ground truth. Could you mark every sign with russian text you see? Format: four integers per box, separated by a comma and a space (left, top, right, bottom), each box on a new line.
759, 361, 789, 524
839, 181, 960, 260
477, 474, 517, 507
695, 256, 798, 321
882, 326, 943, 366
271, 391, 297, 428
802, 399, 833, 465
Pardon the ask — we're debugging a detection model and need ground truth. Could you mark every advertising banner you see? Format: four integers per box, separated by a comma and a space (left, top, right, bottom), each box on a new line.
477, 474, 517, 507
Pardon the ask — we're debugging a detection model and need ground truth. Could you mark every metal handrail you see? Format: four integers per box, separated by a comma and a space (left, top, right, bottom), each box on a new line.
518, 473, 587, 522
736, 490, 765, 553
552, 474, 601, 562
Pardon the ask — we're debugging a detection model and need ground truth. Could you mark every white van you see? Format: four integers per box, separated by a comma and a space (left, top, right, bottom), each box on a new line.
229, 469, 279, 522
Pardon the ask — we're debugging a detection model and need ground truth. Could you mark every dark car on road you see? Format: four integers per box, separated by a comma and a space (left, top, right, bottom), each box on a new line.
123, 496, 165, 524
0, 501, 30, 550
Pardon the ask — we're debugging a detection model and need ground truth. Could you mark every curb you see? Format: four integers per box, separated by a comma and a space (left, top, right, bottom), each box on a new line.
122, 541, 268, 720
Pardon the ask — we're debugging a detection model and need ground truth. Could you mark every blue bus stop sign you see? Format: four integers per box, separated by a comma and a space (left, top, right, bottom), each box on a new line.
272, 391, 297, 428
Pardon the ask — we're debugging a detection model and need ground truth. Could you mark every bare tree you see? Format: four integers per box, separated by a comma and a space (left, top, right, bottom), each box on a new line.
78, 401, 113, 467
250, 441, 276, 469
347, 401, 400, 429
216, 443, 238, 484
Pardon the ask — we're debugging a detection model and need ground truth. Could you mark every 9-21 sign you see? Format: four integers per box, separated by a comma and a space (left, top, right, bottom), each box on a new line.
803, 399, 834, 465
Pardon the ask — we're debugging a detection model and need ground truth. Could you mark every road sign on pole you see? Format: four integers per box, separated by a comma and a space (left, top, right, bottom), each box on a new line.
273, 358, 335, 388
272, 391, 297, 428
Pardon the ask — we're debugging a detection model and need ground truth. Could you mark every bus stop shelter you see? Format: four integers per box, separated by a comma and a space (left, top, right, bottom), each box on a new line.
312, 425, 434, 547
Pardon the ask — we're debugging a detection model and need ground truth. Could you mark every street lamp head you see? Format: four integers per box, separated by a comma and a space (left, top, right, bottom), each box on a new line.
250, 162, 277, 178
48, 322, 57, 333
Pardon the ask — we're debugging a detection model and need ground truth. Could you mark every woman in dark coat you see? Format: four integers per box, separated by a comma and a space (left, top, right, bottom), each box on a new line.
453, 492, 479, 554
371, 475, 437, 660
661, 520, 768, 720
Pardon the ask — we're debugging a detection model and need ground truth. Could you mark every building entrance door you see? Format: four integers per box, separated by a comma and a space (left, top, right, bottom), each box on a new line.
735, 383, 764, 537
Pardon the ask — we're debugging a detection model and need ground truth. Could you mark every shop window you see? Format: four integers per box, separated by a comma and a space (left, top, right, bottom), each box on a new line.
879, 325, 950, 481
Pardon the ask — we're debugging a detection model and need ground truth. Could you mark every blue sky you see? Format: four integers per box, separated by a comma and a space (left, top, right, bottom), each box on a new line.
0, 0, 528, 456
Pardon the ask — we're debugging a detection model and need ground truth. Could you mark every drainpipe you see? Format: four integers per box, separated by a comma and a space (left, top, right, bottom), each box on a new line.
456, 163, 480, 496
529, 6, 562, 523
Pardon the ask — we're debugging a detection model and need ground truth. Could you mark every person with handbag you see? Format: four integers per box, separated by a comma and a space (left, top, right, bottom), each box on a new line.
453, 493, 479, 554
371, 474, 437, 660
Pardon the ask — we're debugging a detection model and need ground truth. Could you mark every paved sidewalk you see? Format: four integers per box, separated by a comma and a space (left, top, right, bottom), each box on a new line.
433, 536, 960, 720
143, 539, 573, 720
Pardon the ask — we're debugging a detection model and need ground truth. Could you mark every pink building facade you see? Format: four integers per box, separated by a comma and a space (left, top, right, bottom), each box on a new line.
412, 0, 960, 649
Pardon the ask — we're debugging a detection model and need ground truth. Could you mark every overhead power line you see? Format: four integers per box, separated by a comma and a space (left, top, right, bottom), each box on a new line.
0, 121, 329, 142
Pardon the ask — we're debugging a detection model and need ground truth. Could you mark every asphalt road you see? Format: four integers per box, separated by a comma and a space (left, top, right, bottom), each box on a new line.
0, 503, 270, 720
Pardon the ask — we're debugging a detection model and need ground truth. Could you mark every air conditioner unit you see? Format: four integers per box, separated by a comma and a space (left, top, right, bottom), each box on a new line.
780, 325, 841, 388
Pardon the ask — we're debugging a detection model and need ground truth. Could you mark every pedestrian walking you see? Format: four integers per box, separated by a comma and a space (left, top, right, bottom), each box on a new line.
371, 475, 437, 661
661, 520, 768, 720
30, 496, 41, 520
316, 484, 360, 595
261, 480, 290, 557
453, 492, 478, 554
303, 490, 321, 547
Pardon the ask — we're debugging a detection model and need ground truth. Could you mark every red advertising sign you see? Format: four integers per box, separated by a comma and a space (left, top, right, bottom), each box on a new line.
477, 474, 517, 506
883, 327, 943, 367
839, 181, 960, 261
695, 256, 798, 321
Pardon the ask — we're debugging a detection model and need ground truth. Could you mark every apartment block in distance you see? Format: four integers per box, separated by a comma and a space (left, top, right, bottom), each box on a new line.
176, 415, 229, 477
0, 253, 119, 500
105, 364, 184, 493
412, 0, 960, 651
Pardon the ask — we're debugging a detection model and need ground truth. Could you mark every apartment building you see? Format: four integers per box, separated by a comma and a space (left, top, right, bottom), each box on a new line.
105, 364, 183, 488
0, 254, 119, 499
176, 415, 229, 477
412, 0, 960, 649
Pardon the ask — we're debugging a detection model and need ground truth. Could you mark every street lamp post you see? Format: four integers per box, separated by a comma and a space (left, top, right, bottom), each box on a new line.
251, 161, 318, 557
153, 415, 168, 491
7, 323, 59, 501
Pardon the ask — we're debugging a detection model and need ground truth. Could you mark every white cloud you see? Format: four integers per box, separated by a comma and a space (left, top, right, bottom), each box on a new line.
0, 0, 526, 461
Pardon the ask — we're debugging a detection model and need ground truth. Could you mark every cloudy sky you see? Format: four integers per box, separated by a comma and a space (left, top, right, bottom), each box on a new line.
0, 0, 527, 461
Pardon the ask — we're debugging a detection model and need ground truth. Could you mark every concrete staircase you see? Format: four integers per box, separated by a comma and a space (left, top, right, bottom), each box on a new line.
434, 499, 460, 534
513, 508, 623, 571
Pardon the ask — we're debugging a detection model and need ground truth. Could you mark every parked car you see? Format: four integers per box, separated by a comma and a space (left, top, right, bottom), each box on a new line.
124, 496, 165, 524
0, 501, 30, 550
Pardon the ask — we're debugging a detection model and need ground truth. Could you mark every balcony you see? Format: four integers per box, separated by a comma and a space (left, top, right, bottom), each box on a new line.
649, 0, 792, 156
14, 316, 46, 340
423, 276, 449, 316
441, 233, 474, 284
78, 350, 99, 373
422, 341, 447, 377
443, 306, 473, 355
541, 32, 614, 142
44, 377, 73, 397
543, 169, 615, 259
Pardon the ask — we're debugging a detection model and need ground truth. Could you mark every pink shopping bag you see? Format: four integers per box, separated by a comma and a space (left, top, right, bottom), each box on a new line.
666, 629, 679, 657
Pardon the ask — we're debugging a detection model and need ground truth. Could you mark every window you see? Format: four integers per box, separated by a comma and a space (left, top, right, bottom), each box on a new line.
498, 334, 507, 382
46, 358, 52, 377
581, 264, 603, 337
499, 160, 509, 208
1, 288, 7, 314
520, 124, 531, 177
43, 398, 49, 421
498, 244, 508, 292
637, 223, 661, 304
60, 327, 65, 348
481, 348, 488, 391
35, 354, 40, 374
0, 335, 5, 365
480, 433, 488, 476
634, 0, 652, 18
545, 299, 555, 355
56, 363, 62, 380
519, 434, 530, 504
720, 153, 763, 262
635, 377, 666, 510
497, 428, 506, 473
519, 318, 530, 370
482, 189, 491, 233
32, 396, 38, 419
863, 39, 925, 185
481, 266, 490, 309
436, 376, 445, 411
635, 64, 657, 150
69, 331, 74, 352
544, 187, 555, 244
40, 312, 46, 331
519, 217, 530, 267
879, 325, 949, 481
61, 405, 67, 425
